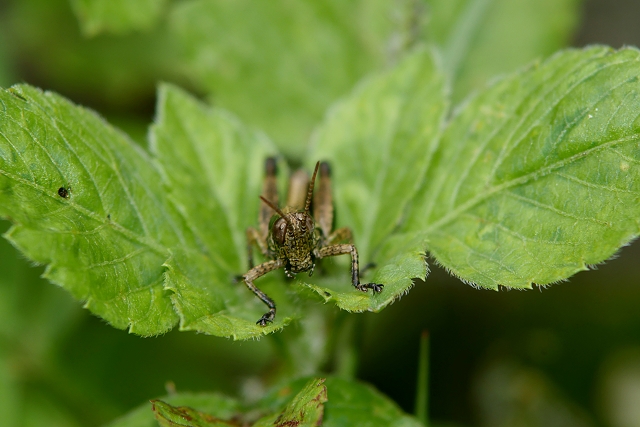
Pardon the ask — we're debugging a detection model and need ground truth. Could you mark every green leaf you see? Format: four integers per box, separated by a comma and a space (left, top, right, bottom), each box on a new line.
408, 46, 640, 288
259, 377, 423, 427
152, 400, 237, 427
324, 376, 424, 427
107, 377, 421, 427
0, 84, 184, 336
150, 85, 279, 273
168, 0, 411, 156
252, 378, 327, 427
0, 84, 294, 339
106, 393, 242, 427
305, 47, 446, 312
425, 0, 581, 101
70, 0, 168, 36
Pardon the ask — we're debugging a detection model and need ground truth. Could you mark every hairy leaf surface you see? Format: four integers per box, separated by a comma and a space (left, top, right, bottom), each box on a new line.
107, 393, 241, 427
0, 84, 293, 339
259, 377, 423, 427
409, 46, 640, 288
0, 85, 185, 335
252, 378, 327, 427
152, 400, 236, 427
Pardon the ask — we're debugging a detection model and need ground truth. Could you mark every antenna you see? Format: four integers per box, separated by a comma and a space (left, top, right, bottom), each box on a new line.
304, 162, 320, 214
259, 196, 292, 225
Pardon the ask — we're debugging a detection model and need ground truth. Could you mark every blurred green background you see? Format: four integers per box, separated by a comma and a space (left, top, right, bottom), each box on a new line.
1, 0, 640, 426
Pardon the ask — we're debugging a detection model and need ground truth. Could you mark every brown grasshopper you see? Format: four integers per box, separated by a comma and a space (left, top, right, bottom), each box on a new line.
243, 158, 384, 326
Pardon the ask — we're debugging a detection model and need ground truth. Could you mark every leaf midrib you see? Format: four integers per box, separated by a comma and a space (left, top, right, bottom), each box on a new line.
424, 133, 640, 234
0, 166, 168, 257
444, 50, 623, 215
50, 100, 193, 249
1, 88, 186, 258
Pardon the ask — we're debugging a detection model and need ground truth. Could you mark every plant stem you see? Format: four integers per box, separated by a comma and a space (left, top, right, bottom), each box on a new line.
324, 309, 367, 379
414, 330, 430, 425
334, 314, 358, 378
269, 330, 294, 375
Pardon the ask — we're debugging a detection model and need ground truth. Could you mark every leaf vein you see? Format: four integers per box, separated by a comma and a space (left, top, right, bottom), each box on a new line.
36, 94, 189, 249
95, 276, 165, 305
504, 190, 610, 225
484, 56, 635, 193
0, 167, 168, 256
610, 148, 640, 165
27, 96, 111, 217
426, 133, 640, 231
462, 212, 582, 247
172, 109, 237, 252
447, 52, 609, 211
0, 127, 37, 183
86, 248, 147, 268
555, 171, 639, 195
432, 230, 527, 284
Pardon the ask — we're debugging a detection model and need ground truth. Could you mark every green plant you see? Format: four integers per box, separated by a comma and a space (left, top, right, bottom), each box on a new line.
1, 0, 638, 426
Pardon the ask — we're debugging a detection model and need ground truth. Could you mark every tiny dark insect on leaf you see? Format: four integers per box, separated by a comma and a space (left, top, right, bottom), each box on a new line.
58, 186, 70, 198
243, 158, 383, 326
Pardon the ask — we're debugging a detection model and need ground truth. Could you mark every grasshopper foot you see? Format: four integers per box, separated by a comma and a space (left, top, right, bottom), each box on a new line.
256, 309, 276, 326
356, 283, 384, 293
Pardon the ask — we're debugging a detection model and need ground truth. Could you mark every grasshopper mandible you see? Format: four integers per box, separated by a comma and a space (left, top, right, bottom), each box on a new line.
243, 158, 384, 326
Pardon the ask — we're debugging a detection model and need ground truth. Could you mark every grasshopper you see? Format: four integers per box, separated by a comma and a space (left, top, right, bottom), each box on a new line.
243, 158, 384, 326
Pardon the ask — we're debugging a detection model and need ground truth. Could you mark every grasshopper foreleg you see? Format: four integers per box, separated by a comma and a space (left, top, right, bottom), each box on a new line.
316, 243, 383, 293
243, 259, 286, 325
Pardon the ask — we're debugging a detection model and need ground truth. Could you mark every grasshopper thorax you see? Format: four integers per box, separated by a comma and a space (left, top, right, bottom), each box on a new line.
270, 210, 316, 273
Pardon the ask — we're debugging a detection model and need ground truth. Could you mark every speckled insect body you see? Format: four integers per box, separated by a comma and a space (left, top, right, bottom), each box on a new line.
243, 158, 383, 326
268, 208, 317, 277
58, 186, 70, 198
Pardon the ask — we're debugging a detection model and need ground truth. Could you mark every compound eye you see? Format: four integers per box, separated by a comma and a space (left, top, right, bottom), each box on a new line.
272, 218, 287, 246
